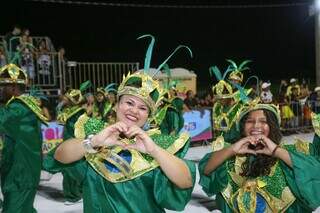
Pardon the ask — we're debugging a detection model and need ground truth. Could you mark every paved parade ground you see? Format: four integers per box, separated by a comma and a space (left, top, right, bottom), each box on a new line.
16, 132, 319, 213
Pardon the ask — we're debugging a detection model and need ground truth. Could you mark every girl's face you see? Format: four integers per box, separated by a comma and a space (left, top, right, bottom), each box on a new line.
116, 95, 149, 128
107, 93, 116, 103
96, 93, 105, 102
244, 110, 270, 137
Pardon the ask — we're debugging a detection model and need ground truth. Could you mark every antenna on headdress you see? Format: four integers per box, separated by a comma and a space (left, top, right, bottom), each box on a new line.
137, 34, 155, 73
153, 45, 192, 77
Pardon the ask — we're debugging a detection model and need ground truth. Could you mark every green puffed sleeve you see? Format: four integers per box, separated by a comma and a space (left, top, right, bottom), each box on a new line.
153, 159, 196, 211
152, 137, 196, 211
42, 145, 88, 182
198, 152, 228, 196
280, 138, 320, 210
0, 102, 28, 136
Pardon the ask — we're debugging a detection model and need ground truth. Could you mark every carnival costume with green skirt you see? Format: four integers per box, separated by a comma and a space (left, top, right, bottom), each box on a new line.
210, 60, 253, 143
49, 82, 91, 203
0, 64, 48, 213
199, 104, 320, 213
0, 95, 48, 213
44, 96, 196, 212
155, 93, 185, 135
154, 64, 185, 135
58, 107, 85, 203
92, 84, 117, 121
45, 34, 196, 212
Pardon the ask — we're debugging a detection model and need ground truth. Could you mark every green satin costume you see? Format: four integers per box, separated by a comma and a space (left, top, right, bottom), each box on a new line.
47, 106, 85, 202
0, 95, 48, 213
159, 97, 185, 135
44, 115, 196, 212
198, 137, 320, 212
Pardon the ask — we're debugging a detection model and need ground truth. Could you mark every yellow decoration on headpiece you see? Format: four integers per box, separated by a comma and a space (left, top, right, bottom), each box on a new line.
237, 98, 281, 130
0, 64, 28, 85
209, 66, 234, 99
227, 59, 251, 83
229, 70, 244, 82
65, 89, 84, 105
96, 87, 107, 97
212, 80, 234, 99
117, 71, 163, 114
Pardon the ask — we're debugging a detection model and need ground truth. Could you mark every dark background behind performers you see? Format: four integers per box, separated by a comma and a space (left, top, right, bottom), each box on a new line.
1, 0, 315, 90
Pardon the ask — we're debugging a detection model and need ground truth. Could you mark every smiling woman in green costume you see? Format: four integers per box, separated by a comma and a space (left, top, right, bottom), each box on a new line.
45, 35, 196, 212
199, 96, 320, 212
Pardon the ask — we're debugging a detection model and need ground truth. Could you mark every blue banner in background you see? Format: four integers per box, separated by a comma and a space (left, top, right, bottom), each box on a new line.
181, 109, 213, 142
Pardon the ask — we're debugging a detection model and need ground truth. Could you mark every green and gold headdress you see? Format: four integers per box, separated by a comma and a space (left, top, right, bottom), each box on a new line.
0, 63, 28, 85
65, 80, 92, 105
210, 65, 233, 99
117, 34, 192, 114
229, 76, 280, 129
227, 59, 251, 83
96, 83, 118, 97
237, 98, 281, 130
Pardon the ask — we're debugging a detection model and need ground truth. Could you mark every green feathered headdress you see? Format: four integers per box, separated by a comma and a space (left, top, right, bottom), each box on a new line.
227, 59, 251, 83
117, 34, 192, 115
210, 65, 233, 99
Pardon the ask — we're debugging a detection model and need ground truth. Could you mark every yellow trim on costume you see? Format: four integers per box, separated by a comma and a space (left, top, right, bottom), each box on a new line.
57, 106, 84, 124
211, 136, 225, 151
294, 138, 310, 155
85, 131, 189, 183
117, 72, 164, 114
311, 112, 320, 137
74, 113, 90, 139
223, 156, 296, 213
6, 95, 49, 123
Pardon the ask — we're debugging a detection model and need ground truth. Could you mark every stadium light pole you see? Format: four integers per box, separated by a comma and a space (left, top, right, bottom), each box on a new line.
315, 0, 320, 85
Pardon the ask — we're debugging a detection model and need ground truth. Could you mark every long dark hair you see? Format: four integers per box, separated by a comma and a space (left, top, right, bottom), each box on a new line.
239, 109, 282, 178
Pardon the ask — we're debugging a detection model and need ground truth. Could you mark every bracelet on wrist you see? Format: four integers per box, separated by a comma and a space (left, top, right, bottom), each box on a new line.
83, 134, 99, 154
271, 145, 280, 157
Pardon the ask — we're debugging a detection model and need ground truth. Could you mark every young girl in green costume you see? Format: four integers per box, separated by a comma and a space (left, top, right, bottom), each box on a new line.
46, 35, 196, 212
199, 98, 320, 212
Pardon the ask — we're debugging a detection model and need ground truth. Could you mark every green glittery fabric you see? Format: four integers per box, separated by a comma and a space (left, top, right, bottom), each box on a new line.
84, 117, 106, 136
141, 134, 179, 162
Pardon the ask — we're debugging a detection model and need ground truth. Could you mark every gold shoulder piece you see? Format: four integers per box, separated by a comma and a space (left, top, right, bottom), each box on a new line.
212, 136, 225, 151
74, 113, 90, 139
294, 137, 310, 155
7, 95, 49, 123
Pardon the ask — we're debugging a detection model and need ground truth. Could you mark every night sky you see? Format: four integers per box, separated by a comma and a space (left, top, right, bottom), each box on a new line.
1, 0, 315, 90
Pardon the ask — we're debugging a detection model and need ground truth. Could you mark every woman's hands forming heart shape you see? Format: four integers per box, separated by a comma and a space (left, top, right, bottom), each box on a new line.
91, 122, 157, 155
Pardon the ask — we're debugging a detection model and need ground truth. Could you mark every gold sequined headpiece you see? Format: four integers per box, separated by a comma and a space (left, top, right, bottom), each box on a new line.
117, 71, 163, 113
237, 98, 281, 129
0, 64, 28, 85
96, 83, 118, 97
210, 66, 234, 99
117, 34, 192, 115
65, 80, 91, 105
227, 59, 251, 83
